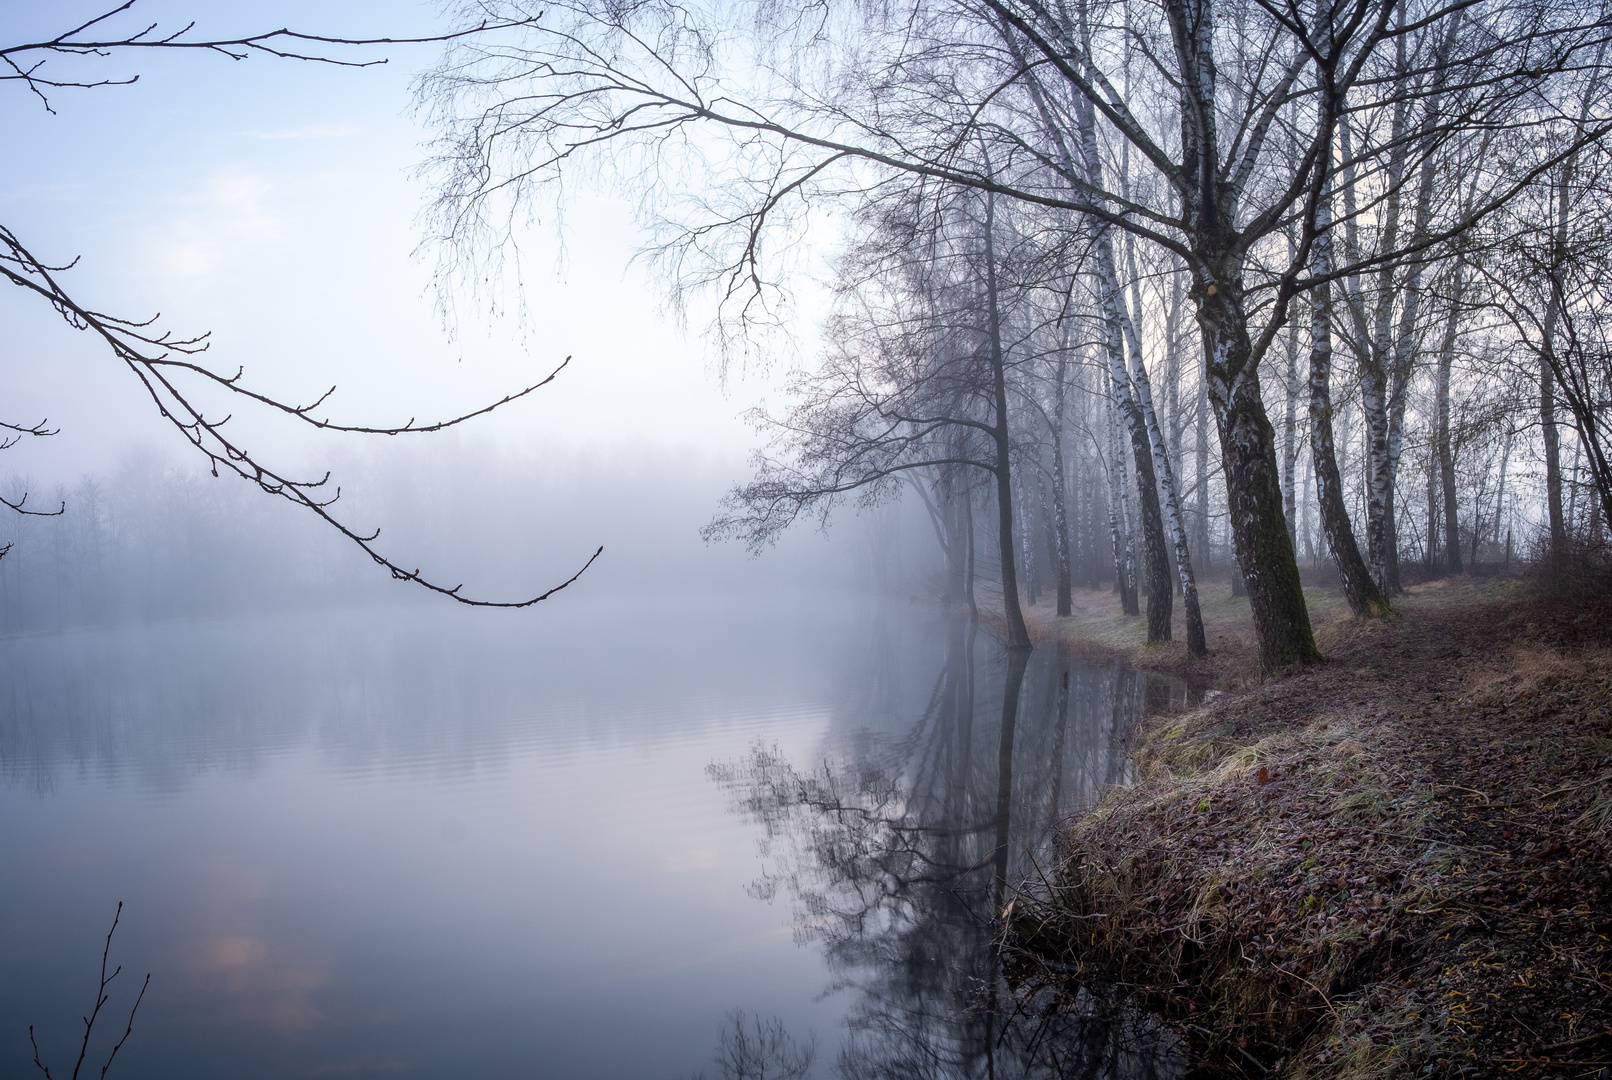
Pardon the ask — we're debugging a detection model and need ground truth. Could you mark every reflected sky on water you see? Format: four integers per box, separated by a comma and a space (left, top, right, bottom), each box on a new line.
2, 594, 1179, 1079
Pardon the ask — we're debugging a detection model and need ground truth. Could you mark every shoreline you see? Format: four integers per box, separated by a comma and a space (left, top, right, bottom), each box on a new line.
1004, 576, 1612, 1078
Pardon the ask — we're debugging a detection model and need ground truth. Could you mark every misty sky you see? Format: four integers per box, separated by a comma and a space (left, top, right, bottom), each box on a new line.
1, 1, 811, 486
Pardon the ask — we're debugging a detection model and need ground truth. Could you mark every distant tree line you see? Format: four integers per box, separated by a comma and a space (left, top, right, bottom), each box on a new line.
0, 445, 856, 636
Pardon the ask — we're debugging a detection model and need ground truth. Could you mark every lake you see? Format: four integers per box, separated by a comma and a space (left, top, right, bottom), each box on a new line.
1, 591, 1181, 1079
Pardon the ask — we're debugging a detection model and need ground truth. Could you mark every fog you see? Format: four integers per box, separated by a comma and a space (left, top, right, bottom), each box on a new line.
0, 438, 901, 633
9, 1, 1610, 1077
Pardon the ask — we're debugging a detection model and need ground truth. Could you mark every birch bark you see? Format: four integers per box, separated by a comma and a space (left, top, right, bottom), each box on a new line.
1311, 179, 1392, 616
1169, 0, 1319, 668
1195, 353, 1210, 569
1435, 263, 1463, 573
1124, 235, 1207, 655
1074, 75, 1172, 643
1050, 350, 1074, 616
1105, 369, 1140, 616
1283, 317, 1301, 552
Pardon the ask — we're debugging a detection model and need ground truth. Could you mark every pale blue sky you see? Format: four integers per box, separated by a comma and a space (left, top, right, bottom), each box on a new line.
2, 0, 803, 484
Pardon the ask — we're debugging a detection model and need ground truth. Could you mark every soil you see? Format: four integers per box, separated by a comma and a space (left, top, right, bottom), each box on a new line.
1003, 574, 1612, 1080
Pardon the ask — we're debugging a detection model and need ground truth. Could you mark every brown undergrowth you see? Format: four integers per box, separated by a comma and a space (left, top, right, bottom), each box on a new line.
1005, 576, 1612, 1079
1012, 578, 1353, 689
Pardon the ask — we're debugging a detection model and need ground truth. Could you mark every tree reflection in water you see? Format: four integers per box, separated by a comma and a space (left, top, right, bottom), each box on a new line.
688, 1010, 817, 1080
712, 615, 1185, 1079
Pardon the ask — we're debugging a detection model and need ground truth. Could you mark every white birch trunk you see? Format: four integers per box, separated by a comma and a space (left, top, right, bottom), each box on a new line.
1123, 235, 1206, 655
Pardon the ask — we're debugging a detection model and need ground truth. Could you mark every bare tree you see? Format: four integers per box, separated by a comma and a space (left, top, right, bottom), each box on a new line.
1308, 176, 1391, 615
1481, 130, 1612, 541
418, 0, 1612, 662
1433, 259, 1468, 572
706, 186, 1034, 647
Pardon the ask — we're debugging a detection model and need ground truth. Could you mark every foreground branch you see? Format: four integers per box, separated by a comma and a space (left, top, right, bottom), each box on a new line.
0, 224, 600, 608
29, 901, 150, 1080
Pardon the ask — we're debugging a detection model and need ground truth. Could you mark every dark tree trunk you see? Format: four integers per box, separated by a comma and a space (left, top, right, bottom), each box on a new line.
1050, 349, 1073, 616
984, 194, 1032, 650
992, 443, 1030, 647
1283, 320, 1301, 552
1309, 204, 1392, 618
1166, 0, 1317, 671
991, 645, 1031, 912
1197, 282, 1321, 670
1435, 287, 1462, 573
1122, 397, 1173, 643
1542, 357, 1567, 554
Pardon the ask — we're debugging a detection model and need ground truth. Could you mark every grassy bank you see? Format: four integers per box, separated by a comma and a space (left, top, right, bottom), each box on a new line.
1006, 576, 1612, 1078
1014, 577, 1355, 687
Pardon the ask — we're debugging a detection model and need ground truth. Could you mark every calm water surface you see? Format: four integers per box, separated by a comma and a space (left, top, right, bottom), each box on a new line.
1, 592, 1177, 1078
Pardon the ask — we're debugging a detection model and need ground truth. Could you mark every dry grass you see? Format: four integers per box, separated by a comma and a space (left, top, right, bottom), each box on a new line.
1005, 574, 1612, 1079
1017, 579, 1350, 689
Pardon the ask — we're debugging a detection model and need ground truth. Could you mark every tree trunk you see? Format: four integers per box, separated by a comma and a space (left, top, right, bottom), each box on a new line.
1495, 428, 1514, 554
1080, 91, 1171, 644
1283, 318, 1301, 553
1113, 315, 1174, 646
1435, 270, 1462, 573
1051, 353, 1074, 616
1382, 20, 1467, 593
1197, 281, 1320, 669
1301, 444, 1315, 566
983, 193, 1031, 650
964, 481, 978, 619
1310, 186, 1392, 618
1166, 269, 1185, 491
1196, 361, 1211, 572
1105, 369, 1140, 616
1382, 154, 1444, 593
1336, 117, 1402, 598
1166, 0, 1320, 669
1019, 471, 1040, 607
1425, 454, 1438, 571
1125, 239, 1206, 656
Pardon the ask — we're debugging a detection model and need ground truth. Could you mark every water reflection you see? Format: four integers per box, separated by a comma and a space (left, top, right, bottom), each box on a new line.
714, 615, 1184, 1078
0, 596, 855, 793
691, 1011, 818, 1080
2, 594, 865, 1080
6, 596, 1186, 1078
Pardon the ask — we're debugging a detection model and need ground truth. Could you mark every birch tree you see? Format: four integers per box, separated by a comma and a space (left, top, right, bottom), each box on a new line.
418, 0, 1611, 667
